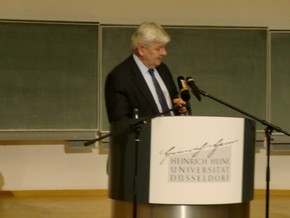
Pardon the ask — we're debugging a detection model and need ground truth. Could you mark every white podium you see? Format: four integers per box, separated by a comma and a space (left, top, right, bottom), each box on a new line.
109, 116, 256, 218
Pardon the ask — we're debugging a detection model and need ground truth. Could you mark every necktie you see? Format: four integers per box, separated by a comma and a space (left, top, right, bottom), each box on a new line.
148, 69, 170, 115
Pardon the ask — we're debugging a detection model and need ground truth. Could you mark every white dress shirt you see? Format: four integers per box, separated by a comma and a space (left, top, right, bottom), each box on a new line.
133, 54, 173, 113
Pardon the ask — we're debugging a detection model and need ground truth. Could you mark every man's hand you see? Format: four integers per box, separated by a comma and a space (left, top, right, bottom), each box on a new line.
173, 98, 187, 115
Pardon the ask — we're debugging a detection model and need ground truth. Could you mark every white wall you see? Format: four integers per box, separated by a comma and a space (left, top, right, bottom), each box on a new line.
0, 144, 108, 190
0, 0, 290, 191
255, 149, 290, 190
0, 0, 289, 29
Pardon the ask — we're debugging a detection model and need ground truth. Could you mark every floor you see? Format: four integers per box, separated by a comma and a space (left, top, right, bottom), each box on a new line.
0, 190, 289, 218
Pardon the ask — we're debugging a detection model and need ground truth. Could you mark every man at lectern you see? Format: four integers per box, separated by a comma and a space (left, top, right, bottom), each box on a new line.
105, 22, 186, 123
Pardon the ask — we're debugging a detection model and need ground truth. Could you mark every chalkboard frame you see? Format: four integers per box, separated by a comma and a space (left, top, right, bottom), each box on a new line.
0, 20, 99, 140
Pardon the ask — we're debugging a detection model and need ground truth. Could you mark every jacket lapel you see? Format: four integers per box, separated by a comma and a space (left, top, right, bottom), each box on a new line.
130, 60, 160, 114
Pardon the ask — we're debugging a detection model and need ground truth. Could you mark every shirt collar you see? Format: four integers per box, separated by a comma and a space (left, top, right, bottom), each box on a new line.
133, 54, 152, 75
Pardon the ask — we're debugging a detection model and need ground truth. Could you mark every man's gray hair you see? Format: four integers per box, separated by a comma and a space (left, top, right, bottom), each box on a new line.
131, 22, 170, 51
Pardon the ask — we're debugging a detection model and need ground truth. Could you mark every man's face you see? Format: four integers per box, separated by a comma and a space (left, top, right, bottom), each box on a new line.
137, 41, 167, 69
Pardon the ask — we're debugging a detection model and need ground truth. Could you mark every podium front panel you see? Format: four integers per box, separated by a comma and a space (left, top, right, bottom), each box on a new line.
149, 116, 255, 205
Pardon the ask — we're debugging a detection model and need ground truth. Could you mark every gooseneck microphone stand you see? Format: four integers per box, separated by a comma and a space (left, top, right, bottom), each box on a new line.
83, 104, 183, 147
195, 89, 290, 218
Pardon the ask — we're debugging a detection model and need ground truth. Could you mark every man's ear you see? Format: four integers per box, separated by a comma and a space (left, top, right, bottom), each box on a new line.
136, 44, 145, 56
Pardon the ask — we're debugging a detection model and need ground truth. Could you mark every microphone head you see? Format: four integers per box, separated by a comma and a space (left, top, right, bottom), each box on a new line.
186, 77, 194, 84
177, 76, 190, 102
177, 76, 185, 80
186, 77, 202, 101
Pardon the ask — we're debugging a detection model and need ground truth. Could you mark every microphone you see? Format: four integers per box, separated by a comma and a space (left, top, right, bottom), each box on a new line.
177, 76, 190, 102
186, 77, 201, 101
177, 76, 192, 115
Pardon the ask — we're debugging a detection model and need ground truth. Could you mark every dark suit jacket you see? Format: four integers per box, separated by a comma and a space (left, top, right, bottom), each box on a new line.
105, 55, 179, 123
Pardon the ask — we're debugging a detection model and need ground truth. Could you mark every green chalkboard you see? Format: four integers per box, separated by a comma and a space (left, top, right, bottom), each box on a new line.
0, 21, 99, 131
100, 25, 267, 130
270, 31, 290, 132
